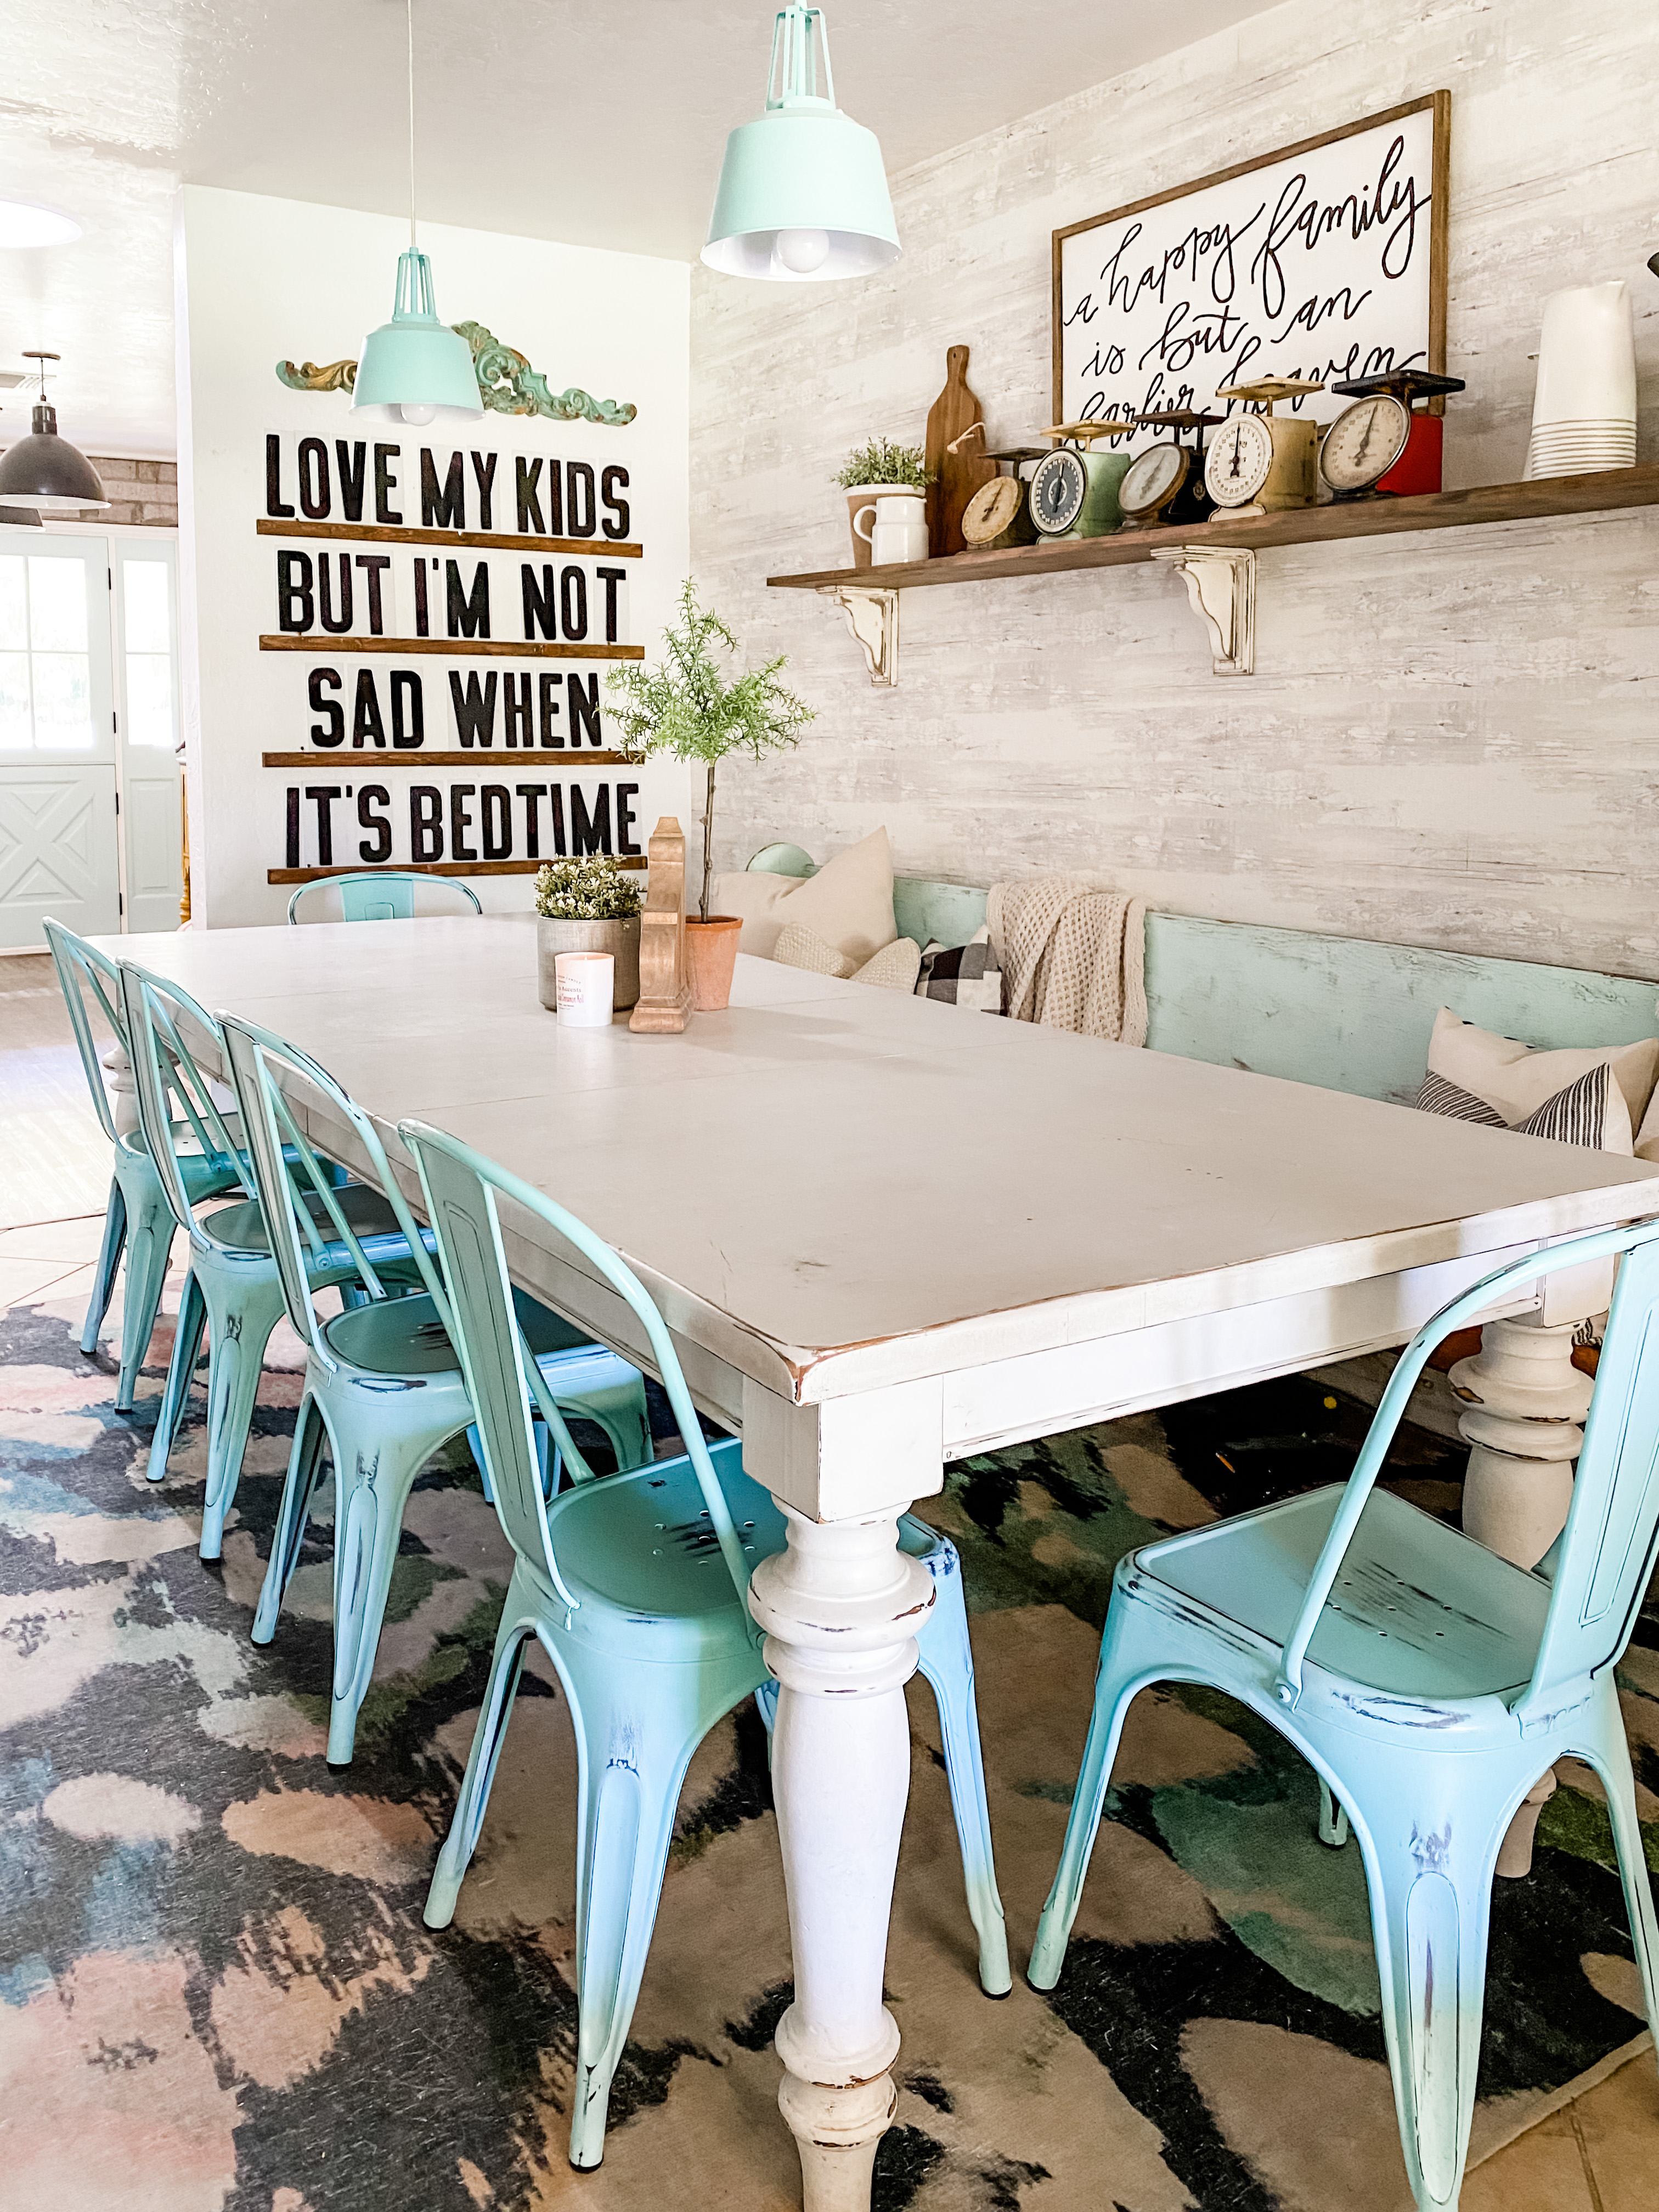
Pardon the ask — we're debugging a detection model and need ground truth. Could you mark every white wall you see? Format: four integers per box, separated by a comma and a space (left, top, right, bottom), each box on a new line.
691, 0, 1659, 979
177, 185, 692, 928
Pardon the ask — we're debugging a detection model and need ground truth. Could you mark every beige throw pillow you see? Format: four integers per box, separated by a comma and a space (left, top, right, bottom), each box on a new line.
710, 828, 898, 963
775, 921, 921, 991
1420, 1007, 1659, 1153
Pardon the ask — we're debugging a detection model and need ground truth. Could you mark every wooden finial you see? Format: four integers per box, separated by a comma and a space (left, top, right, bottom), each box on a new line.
628, 816, 694, 1032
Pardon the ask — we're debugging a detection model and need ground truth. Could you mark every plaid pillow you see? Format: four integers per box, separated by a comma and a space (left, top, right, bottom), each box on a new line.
915, 926, 1005, 1014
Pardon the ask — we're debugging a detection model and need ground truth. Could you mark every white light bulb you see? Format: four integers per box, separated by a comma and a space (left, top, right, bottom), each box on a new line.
775, 227, 831, 275
398, 402, 438, 425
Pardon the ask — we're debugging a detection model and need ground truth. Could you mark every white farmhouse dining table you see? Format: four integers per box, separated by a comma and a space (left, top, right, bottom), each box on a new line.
92, 913, 1659, 2210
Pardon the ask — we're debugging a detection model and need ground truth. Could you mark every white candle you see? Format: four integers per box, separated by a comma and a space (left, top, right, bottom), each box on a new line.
554, 951, 614, 1026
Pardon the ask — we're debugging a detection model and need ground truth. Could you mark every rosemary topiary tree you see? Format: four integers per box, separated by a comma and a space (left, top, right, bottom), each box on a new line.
607, 578, 816, 922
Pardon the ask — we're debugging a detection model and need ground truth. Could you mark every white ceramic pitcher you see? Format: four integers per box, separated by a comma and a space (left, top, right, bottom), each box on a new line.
853, 487, 929, 566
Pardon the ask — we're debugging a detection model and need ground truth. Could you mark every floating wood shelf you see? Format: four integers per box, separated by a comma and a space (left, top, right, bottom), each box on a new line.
772, 465, 1659, 681
767, 465, 1659, 594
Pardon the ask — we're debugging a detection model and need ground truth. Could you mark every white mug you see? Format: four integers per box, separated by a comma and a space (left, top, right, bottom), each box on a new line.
853, 488, 928, 566
555, 951, 614, 1027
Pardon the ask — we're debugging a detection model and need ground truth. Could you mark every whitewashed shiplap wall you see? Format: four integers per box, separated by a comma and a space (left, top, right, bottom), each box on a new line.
689, 0, 1659, 979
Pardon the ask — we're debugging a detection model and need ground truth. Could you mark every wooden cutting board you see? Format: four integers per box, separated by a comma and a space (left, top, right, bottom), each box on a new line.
926, 344, 996, 557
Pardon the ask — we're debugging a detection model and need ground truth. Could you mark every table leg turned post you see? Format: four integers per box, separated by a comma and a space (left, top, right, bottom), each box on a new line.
1450, 1312, 1592, 1570
748, 1505, 935, 2212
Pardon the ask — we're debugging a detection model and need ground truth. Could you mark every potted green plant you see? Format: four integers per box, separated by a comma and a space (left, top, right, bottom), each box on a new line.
534, 854, 644, 1011
834, 437, 933, 567
608, 579, 815, 1011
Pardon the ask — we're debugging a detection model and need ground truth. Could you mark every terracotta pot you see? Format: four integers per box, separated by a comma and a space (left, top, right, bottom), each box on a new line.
537, 915, 640, 1009
684, 916, 742, 1012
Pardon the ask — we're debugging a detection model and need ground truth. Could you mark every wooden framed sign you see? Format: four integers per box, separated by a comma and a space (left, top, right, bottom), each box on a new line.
1053, 93, 1449, 428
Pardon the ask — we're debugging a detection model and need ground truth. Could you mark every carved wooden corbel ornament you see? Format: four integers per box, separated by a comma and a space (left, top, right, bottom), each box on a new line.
1149, 545, 1255, 676
275, 324, 637, 427
821, 584, 899, 687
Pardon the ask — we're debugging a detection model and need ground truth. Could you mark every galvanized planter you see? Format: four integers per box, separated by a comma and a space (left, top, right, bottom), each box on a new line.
537, 916, 641, 1011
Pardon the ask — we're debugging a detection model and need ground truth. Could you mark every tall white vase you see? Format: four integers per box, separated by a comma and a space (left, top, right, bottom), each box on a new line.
1524, 279, 1637, 478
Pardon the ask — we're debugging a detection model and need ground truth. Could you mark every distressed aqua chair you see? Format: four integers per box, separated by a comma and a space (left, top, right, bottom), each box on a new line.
1028, 1220, 1659, 2212
287, 872, 482, 924
44, 920, 243, 1409
217, 1013, 652, 1763
120, 961, 426, 1558
398, 1119, 1010, 2170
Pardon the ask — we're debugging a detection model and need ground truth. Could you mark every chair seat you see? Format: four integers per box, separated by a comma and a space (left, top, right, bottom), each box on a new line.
324, 1290, 461, 1376
1138, 1483, 1551, 1702
543, 1441, 787, 1626
204, 1181, 403, 1259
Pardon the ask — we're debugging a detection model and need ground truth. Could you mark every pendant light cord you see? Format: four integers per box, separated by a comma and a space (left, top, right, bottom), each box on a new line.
407, 0, 417, 247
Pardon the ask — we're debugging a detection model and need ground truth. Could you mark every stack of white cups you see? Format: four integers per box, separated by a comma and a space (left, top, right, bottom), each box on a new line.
1524, 279, 1637, 478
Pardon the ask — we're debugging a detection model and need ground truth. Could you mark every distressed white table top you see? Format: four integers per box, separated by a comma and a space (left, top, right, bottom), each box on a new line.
94, 915, 1659, 1410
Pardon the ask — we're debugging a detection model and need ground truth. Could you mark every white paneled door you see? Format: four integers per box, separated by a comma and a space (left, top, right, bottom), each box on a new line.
0, 526, 182, 950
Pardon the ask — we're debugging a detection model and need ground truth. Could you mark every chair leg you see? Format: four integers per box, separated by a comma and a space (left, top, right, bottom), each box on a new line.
145, 1270, 206, 1483
198, 1274, 286, 1560
1581, 1690, 1659, 2049
1341, 1774, 1505, 2212
252, 1389, 329, 1643
324, 1399, 462, 1764
1319, 1779, 1351, 1849
1028, 1600, 1169, 1990
113, 1181, 176, 1413
465, 1420, 496, 1505
425, 1564, 538, 1929
80, 1177, 126, 1356
914, 1551, 1012, 1996
564, 1663, 707, 2170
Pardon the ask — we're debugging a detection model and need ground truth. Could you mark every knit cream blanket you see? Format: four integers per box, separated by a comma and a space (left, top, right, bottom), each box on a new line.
987, 873, 1148, 1045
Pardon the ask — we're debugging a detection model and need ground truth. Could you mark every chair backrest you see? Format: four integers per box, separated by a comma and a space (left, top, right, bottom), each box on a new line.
1275, 1216, 1659, 1718
287, 872, 483, 925
43, 918, 125, 1144
399, 1119, 757, 1628
218, 1012, 447, 1372
116, 961, 244, 1249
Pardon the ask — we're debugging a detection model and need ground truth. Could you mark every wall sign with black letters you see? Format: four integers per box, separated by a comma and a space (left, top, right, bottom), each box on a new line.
1052, 94, 1449, 430
259, 428, 652, 883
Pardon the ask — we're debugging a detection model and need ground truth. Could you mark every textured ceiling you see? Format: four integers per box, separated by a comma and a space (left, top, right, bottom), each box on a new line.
0, 0, 1277, 456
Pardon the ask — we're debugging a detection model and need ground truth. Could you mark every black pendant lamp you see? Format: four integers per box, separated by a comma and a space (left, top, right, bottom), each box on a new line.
0, 352, 108, 511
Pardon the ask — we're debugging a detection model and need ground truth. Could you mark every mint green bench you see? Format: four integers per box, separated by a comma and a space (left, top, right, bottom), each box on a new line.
748, 844, 1659, 1100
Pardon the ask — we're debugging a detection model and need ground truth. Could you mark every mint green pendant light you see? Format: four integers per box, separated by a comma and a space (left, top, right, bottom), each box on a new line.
702, 5, 900, 283
352, 0, 481, 427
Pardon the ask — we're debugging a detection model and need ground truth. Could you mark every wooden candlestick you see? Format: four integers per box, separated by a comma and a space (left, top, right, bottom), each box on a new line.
629, 816, 694, 1032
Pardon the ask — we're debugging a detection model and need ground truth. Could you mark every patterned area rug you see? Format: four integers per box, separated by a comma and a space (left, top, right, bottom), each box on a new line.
2, 1257, 1656, 2212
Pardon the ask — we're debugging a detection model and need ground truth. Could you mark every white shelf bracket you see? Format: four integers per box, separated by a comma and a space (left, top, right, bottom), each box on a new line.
1150, 545, 1255, 675
820, 583, 899, 687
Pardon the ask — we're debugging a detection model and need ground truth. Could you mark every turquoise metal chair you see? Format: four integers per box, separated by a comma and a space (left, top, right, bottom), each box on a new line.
287, 871, 482, 924
44, 919, 243, 1409
120, 961, 424, 1558
1028, 1220, 1659, 2212
398, 1119, 1011, 2170
218, 1014, 652, 1764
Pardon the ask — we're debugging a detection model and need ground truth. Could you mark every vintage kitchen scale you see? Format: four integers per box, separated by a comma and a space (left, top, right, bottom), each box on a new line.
1117, 409, 1224, 528
1025, 419, 1137, 539
958, 440, 1048, 549
1320, 369, 1467, 498
1206, 375, 1327, 514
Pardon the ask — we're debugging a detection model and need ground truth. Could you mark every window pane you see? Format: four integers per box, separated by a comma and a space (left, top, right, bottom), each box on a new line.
0, 557, 25, 651
125, 652, 174, 747
123, 560, 171, 653
0, 651, 30, 747
28, 556, 88, 652
30, 652, 93, 748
